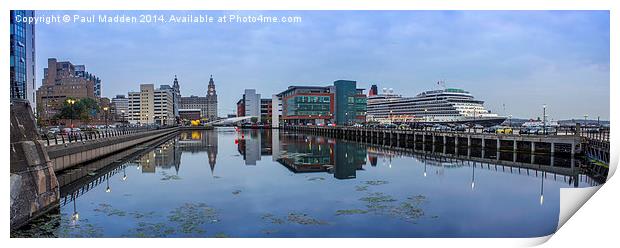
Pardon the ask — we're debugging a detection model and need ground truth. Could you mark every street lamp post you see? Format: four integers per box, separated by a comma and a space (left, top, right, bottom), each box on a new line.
103, 106, 109, 128
543, 104, 547, 135
67, 99, 77, 133
508, 114, 512, 127
424, 109, 428, 131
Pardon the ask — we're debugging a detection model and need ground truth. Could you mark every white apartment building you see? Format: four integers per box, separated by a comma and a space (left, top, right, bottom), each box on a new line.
127, 84, 174, 125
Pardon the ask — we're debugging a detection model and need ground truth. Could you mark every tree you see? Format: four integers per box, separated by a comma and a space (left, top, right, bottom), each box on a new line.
54, 97, 100, 123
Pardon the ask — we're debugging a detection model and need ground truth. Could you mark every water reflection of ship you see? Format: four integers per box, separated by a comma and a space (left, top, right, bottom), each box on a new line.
273, 133, 367, 179
178, 130, 218, 173
236, 129, 272, 165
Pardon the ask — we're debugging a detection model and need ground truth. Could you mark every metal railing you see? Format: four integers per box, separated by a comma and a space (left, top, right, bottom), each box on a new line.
41, 125, 177, 147
579, 127, 610, 142
285, 124, 609, 138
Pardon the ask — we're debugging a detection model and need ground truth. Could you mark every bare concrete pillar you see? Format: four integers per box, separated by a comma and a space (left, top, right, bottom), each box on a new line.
467, 136, 471, 147
513, 140, 517, 152
496, 139, 501, 150
513, 152, 517, 162
571, 143, 575, 156
443, 136, 447, 145
455, 137, 459, 147
531, 141, 536, 153
550, 142, 555, 155
481, 138, 486, 149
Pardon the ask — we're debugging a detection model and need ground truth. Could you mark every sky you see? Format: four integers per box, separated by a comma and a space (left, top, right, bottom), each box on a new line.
34, 10, 610, 120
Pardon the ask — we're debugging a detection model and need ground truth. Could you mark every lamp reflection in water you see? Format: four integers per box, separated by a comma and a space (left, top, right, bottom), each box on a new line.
423, 157, 427, 177
471, 162, 476, 190
122, 166, 127, 181
105, 177, 111, 193
540, 170, 545, 205
71, 192, 79, 225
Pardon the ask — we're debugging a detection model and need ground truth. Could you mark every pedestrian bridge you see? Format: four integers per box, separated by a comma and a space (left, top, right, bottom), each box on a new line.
206, 116, 257, 126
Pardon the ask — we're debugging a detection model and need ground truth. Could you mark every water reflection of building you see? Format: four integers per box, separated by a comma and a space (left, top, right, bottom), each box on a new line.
178, 130, 218, 173
236, 130, 272, 165
135, 138, 181, 173
273, 133, 366, 179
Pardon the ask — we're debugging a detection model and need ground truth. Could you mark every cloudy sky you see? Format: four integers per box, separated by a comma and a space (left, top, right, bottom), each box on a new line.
34, 10, 609, 120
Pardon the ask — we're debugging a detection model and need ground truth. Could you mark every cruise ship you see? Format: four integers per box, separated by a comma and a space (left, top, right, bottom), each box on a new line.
367, 86, 506, 127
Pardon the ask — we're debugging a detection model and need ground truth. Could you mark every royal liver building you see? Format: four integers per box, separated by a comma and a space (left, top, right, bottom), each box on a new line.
179, 75, 218, 121
206, 75, 218, 121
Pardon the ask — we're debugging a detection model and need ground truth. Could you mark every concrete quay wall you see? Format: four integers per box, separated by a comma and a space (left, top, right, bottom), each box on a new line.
47, 127, 179, 172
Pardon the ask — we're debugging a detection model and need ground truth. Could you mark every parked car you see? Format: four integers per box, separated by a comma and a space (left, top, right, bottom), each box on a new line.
327, 123, 336, 127
452, 124, 467, 132
432, 124, 451, 132
496, 126, 513, 134
382, 123, 398, 129
519, 127, 531, 135
398, 124, 409, 130
537, 127, 557, 135
483, 125, 501, 133
47, 127, 61, 135
353, 123, 364, 128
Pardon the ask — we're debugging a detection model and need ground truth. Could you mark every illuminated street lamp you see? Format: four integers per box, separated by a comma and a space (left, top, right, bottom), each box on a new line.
66, 99, 77, 132
103, 106, 109, 128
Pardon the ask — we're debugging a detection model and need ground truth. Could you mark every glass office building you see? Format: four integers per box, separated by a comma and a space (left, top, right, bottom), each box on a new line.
277, 81, 366, 126
10, 10, 36, 107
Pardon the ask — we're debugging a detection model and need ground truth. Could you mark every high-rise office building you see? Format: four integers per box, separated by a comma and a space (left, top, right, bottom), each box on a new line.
238, 89, 261, 122
271, 94, 282, 128
127, 92, 141, 123
10, 10, 36, 107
